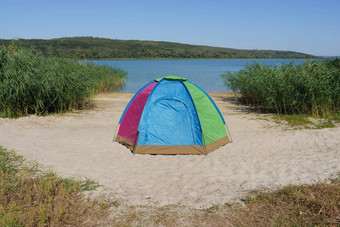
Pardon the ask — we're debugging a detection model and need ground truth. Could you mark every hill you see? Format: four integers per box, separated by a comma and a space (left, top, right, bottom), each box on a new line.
0, 37, 316, 59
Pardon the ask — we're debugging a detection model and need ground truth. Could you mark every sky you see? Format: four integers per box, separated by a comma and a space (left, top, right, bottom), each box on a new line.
1, 0, 339, 56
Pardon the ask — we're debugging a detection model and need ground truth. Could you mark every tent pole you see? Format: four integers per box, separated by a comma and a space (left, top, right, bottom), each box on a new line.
225, 123, 233, 143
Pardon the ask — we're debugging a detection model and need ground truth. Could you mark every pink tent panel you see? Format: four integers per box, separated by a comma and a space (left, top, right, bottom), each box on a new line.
117, 82, 157, 143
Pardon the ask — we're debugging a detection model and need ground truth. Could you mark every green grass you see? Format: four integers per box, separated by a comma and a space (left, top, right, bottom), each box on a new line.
275, 114, 313, 127
204, 205, 220, 213
272, 114, 339, 129
0, 44, 126, 118
80, 177, 101, 191
221, 59, 340, 116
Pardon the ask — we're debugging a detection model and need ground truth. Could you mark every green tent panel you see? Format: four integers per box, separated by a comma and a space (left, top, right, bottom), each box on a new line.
183, 81, 227, 146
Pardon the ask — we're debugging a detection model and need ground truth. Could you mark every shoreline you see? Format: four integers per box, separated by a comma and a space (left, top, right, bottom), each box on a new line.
82, 57, 319, 61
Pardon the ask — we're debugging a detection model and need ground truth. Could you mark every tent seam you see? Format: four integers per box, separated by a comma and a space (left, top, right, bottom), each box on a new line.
138, 78, 164, 144
180, 80, 206, 153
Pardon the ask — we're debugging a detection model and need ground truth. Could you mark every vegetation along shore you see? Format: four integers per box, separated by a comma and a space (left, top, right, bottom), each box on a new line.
0, 37, 316, 60
221, 59, 340, 116
0, 44, 126, 117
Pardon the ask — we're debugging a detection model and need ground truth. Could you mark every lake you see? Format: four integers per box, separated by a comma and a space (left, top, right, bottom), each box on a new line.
87, 59, 305, 92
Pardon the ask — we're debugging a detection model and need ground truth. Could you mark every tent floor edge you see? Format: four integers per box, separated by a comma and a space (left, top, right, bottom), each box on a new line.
134, 145, 205, 155
115, 135, 135, 152
206, 136, 230, 154
115, 135, 230, 155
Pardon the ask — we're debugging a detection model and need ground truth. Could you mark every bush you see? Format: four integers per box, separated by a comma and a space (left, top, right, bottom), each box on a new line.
0, 44, 126, 117
221, 59, 340, 115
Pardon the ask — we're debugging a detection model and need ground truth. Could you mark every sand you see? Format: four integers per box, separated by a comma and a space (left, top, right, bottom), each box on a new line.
0, 93, 339, 208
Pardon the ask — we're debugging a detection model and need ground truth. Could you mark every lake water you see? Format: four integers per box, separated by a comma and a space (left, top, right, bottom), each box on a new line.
88, 59, 305, 92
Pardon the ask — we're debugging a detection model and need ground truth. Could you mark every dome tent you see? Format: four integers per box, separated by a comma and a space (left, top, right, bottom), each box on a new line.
114, 76, 231, 155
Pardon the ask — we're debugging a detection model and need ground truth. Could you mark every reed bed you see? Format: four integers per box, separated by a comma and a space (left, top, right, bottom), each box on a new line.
221, 59, 340, 115
0, 44, 126, 117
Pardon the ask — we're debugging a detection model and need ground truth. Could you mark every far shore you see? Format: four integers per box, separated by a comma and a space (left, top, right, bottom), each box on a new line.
82, 57, 319, 61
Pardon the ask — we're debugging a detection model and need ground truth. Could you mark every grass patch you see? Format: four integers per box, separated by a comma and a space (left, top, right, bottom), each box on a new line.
315, 119, 335, 129
272, 114, 339, 129
204, 205, 220, 213
0, 146, 110, 226
80, 177, 101, 191
273, 114, 314, 128
238, 177, 340, 226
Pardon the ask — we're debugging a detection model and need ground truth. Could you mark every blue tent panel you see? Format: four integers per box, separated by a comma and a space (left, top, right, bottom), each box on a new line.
138, 79, 203, 146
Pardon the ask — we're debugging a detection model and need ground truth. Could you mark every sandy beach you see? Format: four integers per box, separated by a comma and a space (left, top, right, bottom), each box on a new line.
0, 93, 339, 208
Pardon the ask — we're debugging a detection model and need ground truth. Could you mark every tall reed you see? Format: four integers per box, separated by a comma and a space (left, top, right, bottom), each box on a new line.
0, 44, 126, 117
221, 60, 340, 115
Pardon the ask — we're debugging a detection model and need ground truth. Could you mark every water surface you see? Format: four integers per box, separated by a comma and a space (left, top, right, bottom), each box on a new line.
88, 59, 305, 92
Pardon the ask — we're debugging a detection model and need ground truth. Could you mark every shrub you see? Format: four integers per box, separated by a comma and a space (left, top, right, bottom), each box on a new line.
0, 44, 126, 117
221, 59, 340, 115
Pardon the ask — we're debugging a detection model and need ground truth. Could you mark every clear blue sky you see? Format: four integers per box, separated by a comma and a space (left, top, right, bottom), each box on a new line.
1, 0, 339, 56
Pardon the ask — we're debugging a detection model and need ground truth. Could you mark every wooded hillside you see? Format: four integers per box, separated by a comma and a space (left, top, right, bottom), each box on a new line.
0, 37, 316, 59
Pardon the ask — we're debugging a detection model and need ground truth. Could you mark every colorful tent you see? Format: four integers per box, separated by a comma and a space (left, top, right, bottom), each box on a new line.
114, 76, 231, 155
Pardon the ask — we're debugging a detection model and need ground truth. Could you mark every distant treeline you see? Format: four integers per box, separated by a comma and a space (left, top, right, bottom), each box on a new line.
0, 37, 316, 59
